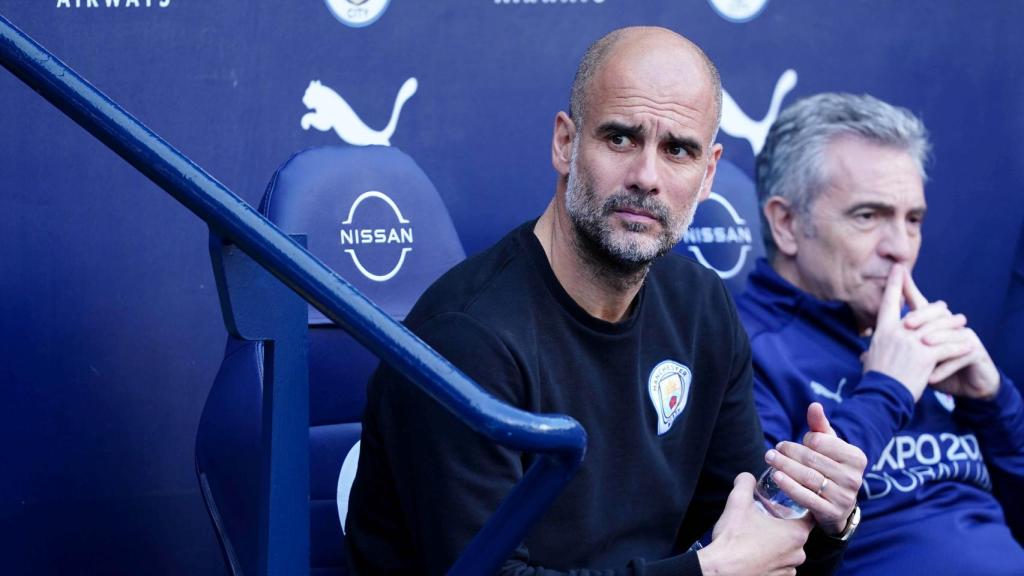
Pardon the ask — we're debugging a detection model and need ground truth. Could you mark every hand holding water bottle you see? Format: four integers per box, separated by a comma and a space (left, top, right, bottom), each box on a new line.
757, 402, 867, 536
697, 473, 813, 576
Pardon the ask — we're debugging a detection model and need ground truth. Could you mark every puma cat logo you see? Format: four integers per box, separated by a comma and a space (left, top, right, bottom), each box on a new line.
809, 377, 846, 403
300, 77, 418, 146
720, 69, 798, 155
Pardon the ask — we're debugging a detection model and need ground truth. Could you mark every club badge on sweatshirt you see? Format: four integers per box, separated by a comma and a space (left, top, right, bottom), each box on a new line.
648, 360, 692, 435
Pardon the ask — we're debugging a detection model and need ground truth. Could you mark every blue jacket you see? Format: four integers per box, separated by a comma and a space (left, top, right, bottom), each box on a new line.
737, 258, 1024, 575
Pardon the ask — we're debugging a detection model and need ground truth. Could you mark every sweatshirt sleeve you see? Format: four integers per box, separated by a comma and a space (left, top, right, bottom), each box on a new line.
824, 371, 916, 465
753, 364, 916, 467
368, 312, 705, 576
953, 373, 1024, 542
683, 293, 768, 545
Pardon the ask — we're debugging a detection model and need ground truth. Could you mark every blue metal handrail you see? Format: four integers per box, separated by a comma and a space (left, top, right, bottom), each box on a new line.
0, 13, 586, 576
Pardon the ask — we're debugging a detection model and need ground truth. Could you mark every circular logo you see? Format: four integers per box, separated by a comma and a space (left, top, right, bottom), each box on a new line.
324, 0, 391, 28
684, 191, 754, 280
339, 190, 414, 282
707, 0, 770, 23
678, 159, 762, 287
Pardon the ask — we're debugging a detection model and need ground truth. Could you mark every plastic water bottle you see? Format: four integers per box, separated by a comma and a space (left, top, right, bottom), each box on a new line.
754, 467, 808, 519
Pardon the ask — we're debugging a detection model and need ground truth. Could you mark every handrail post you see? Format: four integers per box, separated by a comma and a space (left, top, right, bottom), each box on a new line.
210, 235, 310, 576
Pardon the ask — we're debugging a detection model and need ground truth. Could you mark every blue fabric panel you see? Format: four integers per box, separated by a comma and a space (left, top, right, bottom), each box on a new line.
310, 423, 362, 499
310, 423, 362, 572
311, 500, 347, 571
997, 226, 1024, 394
195, 338, 264, 576
308, 327, 375, 427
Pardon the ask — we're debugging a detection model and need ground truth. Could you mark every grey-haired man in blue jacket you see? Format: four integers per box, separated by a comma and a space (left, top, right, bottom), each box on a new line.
738, 92, 1024, 575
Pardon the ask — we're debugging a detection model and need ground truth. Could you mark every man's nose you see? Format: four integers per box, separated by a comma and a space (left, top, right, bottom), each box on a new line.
625, 147, 660, 195
879, 221, 916, 262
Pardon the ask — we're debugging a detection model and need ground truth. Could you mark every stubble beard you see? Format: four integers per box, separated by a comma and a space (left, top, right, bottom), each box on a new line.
564, 139, 703, 286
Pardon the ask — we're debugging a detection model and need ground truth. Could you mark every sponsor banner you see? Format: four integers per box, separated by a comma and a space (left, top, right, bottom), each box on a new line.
493, 0, 606, 5
56, 0, 171, 7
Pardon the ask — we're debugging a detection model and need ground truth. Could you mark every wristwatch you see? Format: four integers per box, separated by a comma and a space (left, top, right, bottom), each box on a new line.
831, 506, 861, 541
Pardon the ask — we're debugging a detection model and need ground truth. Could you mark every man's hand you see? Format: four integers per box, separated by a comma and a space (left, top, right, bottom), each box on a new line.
900, 270, 1001, 400
767, 403, 867, 536
697, 473, 812, 576
862, 264, 963, 401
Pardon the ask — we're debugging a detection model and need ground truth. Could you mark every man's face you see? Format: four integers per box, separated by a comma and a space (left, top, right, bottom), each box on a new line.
565, 138, 706, 267
560, 34, 721, 270
791, 136, 926, 328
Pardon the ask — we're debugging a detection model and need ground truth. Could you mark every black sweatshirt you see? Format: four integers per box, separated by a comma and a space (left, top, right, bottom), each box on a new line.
346, 221, 845, 575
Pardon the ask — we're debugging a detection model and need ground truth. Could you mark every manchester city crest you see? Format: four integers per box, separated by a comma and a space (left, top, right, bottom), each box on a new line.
648, 360, 692, 435
707, 0, 770, 23
324, 0, 391, 28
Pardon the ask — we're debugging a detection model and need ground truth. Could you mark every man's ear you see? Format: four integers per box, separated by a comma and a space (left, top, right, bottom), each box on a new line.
698, 143, 724, 203
763, 196, 800, 257
552, 111, 576, 177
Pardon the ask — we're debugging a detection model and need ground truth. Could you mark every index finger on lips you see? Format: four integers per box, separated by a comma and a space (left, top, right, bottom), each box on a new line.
878, 264, 905, 326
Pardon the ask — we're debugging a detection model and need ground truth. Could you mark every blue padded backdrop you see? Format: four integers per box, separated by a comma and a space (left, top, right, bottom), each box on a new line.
1, 2, 1022, 574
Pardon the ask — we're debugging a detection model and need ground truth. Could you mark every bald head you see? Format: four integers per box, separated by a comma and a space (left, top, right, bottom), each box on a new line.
568, 27, 722, 142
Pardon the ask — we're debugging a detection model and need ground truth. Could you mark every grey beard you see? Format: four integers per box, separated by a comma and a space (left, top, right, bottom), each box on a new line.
565, 153, 698, 284
568, 190, 667, 279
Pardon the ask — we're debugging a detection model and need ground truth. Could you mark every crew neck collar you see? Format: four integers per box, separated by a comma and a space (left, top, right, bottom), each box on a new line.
518, 221, 644, 335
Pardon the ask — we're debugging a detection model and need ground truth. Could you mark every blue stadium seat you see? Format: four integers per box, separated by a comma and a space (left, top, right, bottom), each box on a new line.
998, 225, 1024, 395
675, 159, 765, 295
196, 145, 465, 576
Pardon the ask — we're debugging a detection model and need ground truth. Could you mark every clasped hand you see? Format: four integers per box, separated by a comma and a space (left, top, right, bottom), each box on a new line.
863, 264, 999, 401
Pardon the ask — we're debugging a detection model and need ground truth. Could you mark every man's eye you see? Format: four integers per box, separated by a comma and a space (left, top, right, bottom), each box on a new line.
609, 134, 632, 147
666, 145, 687, 158
854, 211, 875, 222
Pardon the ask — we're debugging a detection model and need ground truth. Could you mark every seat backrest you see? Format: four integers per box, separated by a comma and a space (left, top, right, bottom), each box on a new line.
197, 145, 465, 576
675, 159, 765, 296
997, 224, 1024, 392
